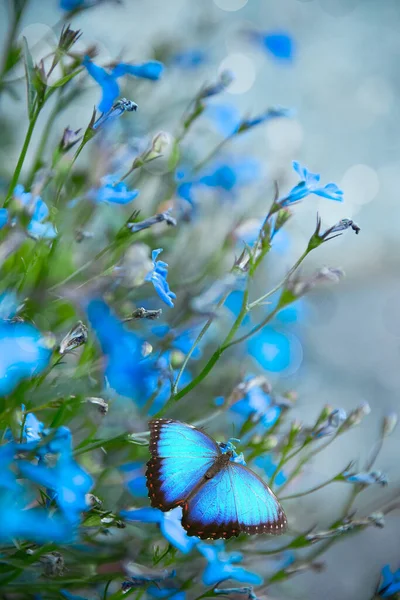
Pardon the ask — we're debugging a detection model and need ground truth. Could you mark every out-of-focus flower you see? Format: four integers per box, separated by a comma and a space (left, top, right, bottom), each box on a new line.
19, 452, 93, 524
85, 396, 108, 415
383, 412, 398, 437
177, 157, 260, 206
147, 587, 185, 600
247, 327, 300, 374
0, 291, 18, 320
248, 31, 294, 61
255, 454, 286, 486
88, 174, 139, 204
121, 507, 198, 554
13, 185, 57, 240
84, 56, 163, 113
0, 208, 8, 229
237, 107, 293, 133
378, 565, 400, 597
0, 495, 72, 543
145, 249, 176, 308
279, 161, 343, 207
286, 266, 345, 298
314, 408, 347, 437
230, 377, 281, 429
61, 591, 88, 600
22, 410, 44, 444
171, 48, 208, 69
87, 299, 156, 402
198, 541, 263, 586
121, 462, 148, 497
306, 215, 360, 252
92, 97, 138, 130
0, 444, 19, 491
0, 320, 53, 396
59, 321, 88, 354
342, 470, 388, 486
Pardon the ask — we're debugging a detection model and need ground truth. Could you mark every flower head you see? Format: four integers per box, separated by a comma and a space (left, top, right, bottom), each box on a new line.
121, 507, 198, 554
13, 185, 57, 240
342, 470, 388, 486
0, 320, 53, 396
249, 31, 294, 61
145, 249, 176, 308
84, 56, 163, 113
89, 174, 139, 204
198, 541, 263, 586
279, 161, 343, 207
378, 565, 400, 597
92, 97, 138, 129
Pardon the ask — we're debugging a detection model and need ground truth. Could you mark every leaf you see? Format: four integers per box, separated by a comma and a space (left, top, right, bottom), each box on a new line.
22, 37, 36, 119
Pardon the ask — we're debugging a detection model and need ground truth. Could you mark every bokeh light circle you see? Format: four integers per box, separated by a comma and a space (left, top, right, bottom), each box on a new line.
219, 53, 256, 94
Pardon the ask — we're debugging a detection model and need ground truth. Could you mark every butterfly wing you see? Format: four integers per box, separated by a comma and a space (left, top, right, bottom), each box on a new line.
146, 419, 220, 511
182, 461, 287, 539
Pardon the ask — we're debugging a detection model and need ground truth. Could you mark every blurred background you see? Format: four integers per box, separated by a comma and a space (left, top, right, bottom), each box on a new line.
1, 0, 400, 598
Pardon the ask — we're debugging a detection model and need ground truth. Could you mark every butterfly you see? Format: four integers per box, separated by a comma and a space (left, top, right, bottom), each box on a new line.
146, 418, 287, 540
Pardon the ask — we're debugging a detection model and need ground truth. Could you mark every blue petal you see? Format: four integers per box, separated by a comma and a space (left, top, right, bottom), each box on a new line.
0, 208, 8, 229
263, 33, 294, 61
27, 219, 57, 240
83, 57, 120, 113
111, 61, 164, 81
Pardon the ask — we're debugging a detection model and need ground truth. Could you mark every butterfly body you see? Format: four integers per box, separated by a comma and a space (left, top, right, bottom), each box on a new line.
146, 419, 287, 540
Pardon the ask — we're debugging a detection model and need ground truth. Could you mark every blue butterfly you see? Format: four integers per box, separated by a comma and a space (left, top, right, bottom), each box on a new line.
146, 419, 287, 540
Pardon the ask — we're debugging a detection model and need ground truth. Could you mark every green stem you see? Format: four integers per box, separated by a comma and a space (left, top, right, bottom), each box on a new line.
171, 290, 231, 397
155, 286, 250, 416
4, 105, 41, 207
25, 91, 62, 187
280, 477, 337, 500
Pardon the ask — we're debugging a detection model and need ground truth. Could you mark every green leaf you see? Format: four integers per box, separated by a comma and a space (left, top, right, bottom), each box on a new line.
22, 37, 36, 119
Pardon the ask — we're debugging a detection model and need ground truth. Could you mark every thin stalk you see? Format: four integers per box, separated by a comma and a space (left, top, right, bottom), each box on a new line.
4, 105, 41, 207
280, 477, 337, 500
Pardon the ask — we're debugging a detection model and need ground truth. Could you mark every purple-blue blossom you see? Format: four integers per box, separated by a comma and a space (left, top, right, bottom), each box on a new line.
249, 31, 294, 61
230, 378, 281, 429
279, 161, 343, 206
88, 174, 139, 204
198, 541, 263, 586
342, 470, 388, 486
145, 249, 176, 308
121, 507, 198, 554
84, 56, 164, 113
378, 565, 400, 597
0, 320, 52, 396
13, 185, 57, 239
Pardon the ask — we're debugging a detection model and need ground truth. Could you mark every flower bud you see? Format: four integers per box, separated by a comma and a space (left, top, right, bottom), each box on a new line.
383, 412, 398, 437
59, 321, 88, 354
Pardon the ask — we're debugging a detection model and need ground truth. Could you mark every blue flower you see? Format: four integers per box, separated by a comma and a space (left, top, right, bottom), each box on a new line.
248, 31, 294, 61
238, 107, 293, 132
171, 49, 208, 69
231, 380, 281, 429
60, 0, 87, 10
122, 563, 175, 591
0, 320, 52, 396
147, 588, 185, 600
22, 410, 43, 443
342, 471, 388, 486
315, 408, 347, 437
145, 249, 176, 308
177, 157, 260, 206
13, 185, 57, 240
0, 290, 18, 319
214, 588, 257, 600
378, 565, 400, 597
61, 591, 88, 600
0, 208, 8, 229
247, 327, 301, 374
0, 494, 73, 543
255, 455, 286, 487
19, 452, 93, 524
198, 541, 263, 586
204, 103, 241, 137
84, 56, 164, 113
0, 443, 19, 491
152, 325, 203, 360
280, 161, 343, 206
87, 299, 156, 402
121, 462, 148, 497
89, 175, 139, 204
121, 507, 198, 554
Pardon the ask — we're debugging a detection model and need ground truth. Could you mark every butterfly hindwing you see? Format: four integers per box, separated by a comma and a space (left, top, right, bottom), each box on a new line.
182, 461, 287, 539
146, 419, 220, 511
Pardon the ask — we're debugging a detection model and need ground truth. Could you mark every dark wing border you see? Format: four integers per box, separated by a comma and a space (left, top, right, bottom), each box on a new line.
146, 418, 220, 512
181, 462, 287, 540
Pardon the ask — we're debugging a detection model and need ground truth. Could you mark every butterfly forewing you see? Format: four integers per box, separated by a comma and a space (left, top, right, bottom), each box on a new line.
146, 419, 220, 511
182, 461, 287, 540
